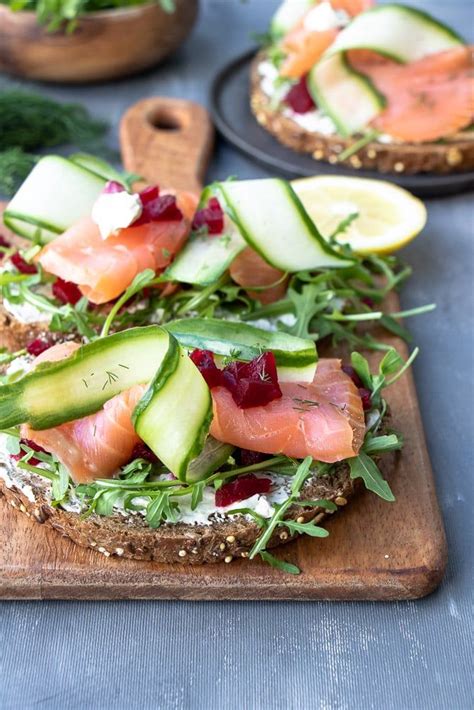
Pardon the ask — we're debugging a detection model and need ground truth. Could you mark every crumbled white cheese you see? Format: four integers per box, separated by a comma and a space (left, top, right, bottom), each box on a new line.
3, 298, 52, 325
91, 191, 143, 240
258, 61, 293, 102
283, 107, 338, 135
303, 1, 349, 31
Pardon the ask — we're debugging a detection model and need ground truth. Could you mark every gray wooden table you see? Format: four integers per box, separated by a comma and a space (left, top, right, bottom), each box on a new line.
0, 1, 473, 708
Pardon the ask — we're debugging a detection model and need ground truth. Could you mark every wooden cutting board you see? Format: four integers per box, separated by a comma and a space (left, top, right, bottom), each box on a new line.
0, 99, 447, 600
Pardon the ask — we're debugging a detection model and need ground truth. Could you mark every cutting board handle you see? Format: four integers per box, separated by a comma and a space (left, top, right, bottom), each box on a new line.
120, 97, 214, 195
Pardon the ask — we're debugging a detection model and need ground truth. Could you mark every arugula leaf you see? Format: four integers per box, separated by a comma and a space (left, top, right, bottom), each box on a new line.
363, 434, 403, 455
379, 348, 404, 378
290, 455, 313, 496
52, 463, 70, 502
94, 488, 123, 517
286, 284, 323, 339
191, 482, 205, 511
283, 520, 329, 537
296, 499, 337, 511
146, 492, 168, 528
259, 551, 300, 575
351, 351, 372, 389
349, 452, 395, 502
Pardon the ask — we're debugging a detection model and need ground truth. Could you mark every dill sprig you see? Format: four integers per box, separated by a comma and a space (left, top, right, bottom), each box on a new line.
0, 148, 38, 195
0, 90, 108, 152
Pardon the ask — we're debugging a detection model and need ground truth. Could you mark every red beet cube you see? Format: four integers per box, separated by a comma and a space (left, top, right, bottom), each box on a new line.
52, 278, 82, 305
139, 185, 159, 205
26, 337, 53, 357
191, 350, 282, 409
342, 365, 363, 389
284, 75, 315, 114
10, 252, 37, 274
134, 194, 183, 225
190, 349, 225, 389
236, 449, 268, 466
192, 197, 224, 235
103, 180, 125, 194
215, 473, 272, 507
358, 387, 372, 411
223, 352, 282, 409
131, 442, 159, 464
11, 438, 48, 466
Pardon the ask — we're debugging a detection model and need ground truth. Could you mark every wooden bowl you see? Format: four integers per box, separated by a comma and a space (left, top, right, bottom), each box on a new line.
0, 0, 198, 83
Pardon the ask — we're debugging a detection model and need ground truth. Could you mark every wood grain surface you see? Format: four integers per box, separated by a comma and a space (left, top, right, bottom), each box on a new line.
0, 99, 446, 600
0, 1, 198, 83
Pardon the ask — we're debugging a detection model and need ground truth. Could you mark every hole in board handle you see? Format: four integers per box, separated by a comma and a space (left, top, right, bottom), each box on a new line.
148, 108, 182, 132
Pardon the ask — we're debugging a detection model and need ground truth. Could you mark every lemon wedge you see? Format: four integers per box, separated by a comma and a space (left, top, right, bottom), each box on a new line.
291, 175, 427, 254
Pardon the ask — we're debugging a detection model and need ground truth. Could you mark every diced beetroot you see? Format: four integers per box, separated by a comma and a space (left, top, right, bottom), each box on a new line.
190, 349, 225, 389
0, 235, 10, 250
222, 352, 282, 408
215, 473, 272, 507
11, 438, 49, 466
133, 194, 182, 225
10, 252, 37, 274
191, 349, 282, 409
131, 442, 159, 464
52, 278, 82, 305
358, 387, 372, 411
284, 75, 315, 114
236, 449, 268, 467
103, 180, 125, 194
192, 197, 224, 235
26, 337, 54, 357
361, 296, 376, 309
139, 185, 159, 205
342, 365, 363, 389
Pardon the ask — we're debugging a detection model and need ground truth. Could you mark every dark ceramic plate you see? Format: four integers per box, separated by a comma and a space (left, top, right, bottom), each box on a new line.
210, 49, 474, 198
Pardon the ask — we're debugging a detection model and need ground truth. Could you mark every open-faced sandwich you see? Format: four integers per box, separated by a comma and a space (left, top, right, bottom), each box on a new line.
251, 0, 474, 174
0, 160, 429, 572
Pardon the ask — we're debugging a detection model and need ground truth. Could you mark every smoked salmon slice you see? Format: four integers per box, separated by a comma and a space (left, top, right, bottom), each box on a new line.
22, 342, 146, 484
38, 215, 190, 305
210, 359, 365, 463
229, 247, 289, 305
281, 26, 338, 79
349, 46, 474, 142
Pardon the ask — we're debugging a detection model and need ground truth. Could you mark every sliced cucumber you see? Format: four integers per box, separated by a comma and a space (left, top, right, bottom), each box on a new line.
271, 0, 315, 38
132, 336, 212, 481
327, 4, 463, 63
308, 53, 385, 137
165, 220, 245, 286
3, 156, 106, 244
216, 179, 352, 272
0, 327, 171, 430
166, 317, 317, 383
69, 153, 133, 186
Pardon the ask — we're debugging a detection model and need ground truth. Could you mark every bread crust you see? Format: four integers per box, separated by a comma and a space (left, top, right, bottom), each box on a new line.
250, 51, 474, 175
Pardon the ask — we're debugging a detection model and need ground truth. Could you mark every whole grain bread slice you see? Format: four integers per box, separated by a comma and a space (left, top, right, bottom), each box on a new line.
0, 455, 366, 564
250, 51, 474, 176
